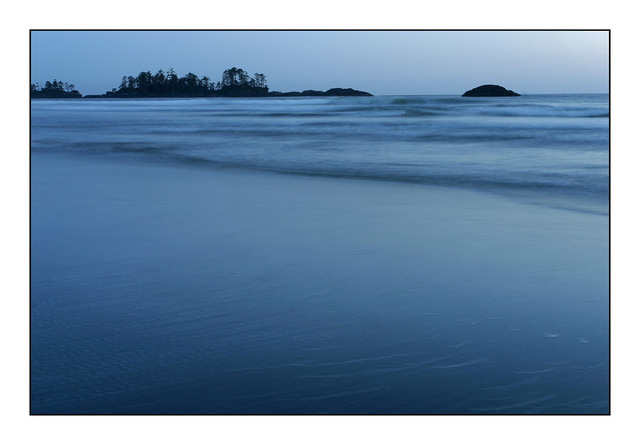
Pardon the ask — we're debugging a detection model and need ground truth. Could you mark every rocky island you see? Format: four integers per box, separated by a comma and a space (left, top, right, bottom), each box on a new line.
271, 88, 372, 97
462, 85, 520, 97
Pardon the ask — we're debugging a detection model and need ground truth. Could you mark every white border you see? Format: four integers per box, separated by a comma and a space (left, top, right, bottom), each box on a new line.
7, 2, 636, 444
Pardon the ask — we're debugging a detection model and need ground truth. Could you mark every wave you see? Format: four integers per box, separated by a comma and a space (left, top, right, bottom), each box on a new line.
330, 95, 609, 119
31, 93, 609, 214
31, 137, 609, 206
33, 94, 609, 120
104, 149, 605, 204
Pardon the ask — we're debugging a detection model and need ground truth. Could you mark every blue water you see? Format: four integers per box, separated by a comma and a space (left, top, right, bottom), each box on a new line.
31, 94, 609, 211
30, 95, 609, 414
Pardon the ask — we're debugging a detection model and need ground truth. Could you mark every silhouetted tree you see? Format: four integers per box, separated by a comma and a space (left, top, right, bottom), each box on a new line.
136, 71, 152, 94
31, 78, 82, 98
153, 70, 166, 92
221, 67, 237, 87
201, 76, 211, 91
238, 69, 250, 86
253, 73, 267, 88
167, 68, 179, 92
94, 67, 271, 97
218, 67, 268, 95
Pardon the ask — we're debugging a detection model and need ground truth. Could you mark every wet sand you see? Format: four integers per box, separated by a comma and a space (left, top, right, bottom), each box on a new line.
30, 153, 609, 414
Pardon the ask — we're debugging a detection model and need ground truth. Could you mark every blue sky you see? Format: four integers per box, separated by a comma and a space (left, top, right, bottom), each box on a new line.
30, 30, 608, 95
30, 30, 609, 96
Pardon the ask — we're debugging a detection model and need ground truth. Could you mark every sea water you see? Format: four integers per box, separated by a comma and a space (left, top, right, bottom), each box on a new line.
31, 94, 609, 212
30, 95, 609, 414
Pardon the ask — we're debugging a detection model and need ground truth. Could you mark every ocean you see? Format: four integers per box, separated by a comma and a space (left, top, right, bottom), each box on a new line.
30, 94, 609, 414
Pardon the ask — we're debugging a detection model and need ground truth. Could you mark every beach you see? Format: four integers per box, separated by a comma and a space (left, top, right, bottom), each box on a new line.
31, 151, 609, 414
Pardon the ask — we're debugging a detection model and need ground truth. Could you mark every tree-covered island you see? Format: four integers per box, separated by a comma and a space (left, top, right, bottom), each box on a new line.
30, 79, 82, 98
32, 67, 373, 98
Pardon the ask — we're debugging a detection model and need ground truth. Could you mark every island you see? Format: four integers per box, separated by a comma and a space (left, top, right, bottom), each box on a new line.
32, 67, 372, 98
462, 85, 520, 97
30, 79, 82, 98
270, 88, 372, 97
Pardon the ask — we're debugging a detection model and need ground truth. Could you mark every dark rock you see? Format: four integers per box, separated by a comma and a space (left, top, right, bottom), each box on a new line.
462, 85, 520, 97
31, 90, 82, 99
274, 90, 324, 97
323, 88, 373, 97
271, 88, 373, 97
217, 85, 269, 97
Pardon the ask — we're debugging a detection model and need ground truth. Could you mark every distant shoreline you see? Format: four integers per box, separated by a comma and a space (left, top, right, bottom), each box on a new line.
30, 92, 611, 100
31, 67, 373, 99
81, 87, 373, 99
30, 87, 373, 99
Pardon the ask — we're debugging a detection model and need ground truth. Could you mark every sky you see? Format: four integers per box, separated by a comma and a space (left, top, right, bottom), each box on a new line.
30, 30, 609, 96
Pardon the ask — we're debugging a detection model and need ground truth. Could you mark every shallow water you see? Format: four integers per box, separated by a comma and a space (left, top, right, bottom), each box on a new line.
30, 96, 609, 414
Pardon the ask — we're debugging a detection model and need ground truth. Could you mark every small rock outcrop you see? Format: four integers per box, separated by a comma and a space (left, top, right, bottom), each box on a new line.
271, 88, 373, 97
462, 85, 520, 97
324, 88, 373, 97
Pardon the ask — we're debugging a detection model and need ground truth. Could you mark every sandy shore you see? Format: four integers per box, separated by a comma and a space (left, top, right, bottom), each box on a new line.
30, 153, 609, 414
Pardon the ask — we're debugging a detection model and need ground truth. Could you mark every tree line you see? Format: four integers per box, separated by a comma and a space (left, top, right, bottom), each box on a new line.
31, 79, 82, 98
99, 67, 268, 97
31, 67, 373, 98
31, 67, 268, 98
